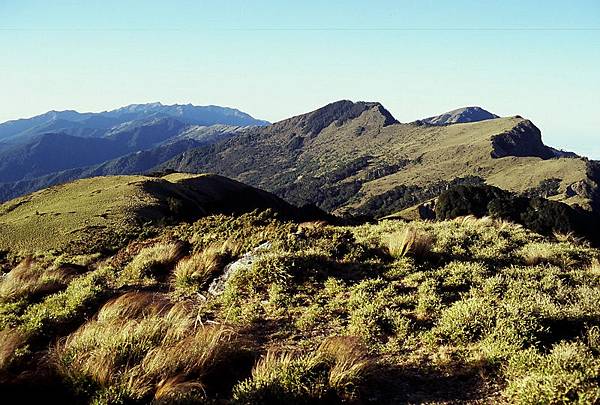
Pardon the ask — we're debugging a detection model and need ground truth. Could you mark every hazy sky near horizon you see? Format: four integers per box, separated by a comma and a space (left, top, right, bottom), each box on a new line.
1, 1, 599, 157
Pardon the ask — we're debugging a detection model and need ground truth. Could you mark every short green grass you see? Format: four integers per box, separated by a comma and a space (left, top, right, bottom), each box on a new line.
0, 172, 289, 256
1, 211, 600, 403
0, 175, 166, 255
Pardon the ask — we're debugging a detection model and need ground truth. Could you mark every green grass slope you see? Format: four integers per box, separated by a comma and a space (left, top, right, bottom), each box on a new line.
159, 101, 597, 217
0, 173, 305, 255
1, 211, 599, 404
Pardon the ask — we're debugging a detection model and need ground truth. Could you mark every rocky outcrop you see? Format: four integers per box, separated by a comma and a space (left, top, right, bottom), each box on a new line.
421, 106, 498, 125
491, 120, 555, 159
208, 242, 272, 295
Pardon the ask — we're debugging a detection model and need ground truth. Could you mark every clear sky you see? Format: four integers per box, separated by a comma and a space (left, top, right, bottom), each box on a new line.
1, 1, 599, 157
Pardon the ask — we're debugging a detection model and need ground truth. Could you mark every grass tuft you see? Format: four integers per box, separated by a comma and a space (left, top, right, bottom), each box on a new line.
172, 240, 240, 295
0, 257, 78, 302
120, 241, 186, 285
386, 227, 434, 260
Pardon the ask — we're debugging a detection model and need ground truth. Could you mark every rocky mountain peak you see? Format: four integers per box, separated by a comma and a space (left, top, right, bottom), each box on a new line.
275, 100, 398, 136
422, 106, 499, 125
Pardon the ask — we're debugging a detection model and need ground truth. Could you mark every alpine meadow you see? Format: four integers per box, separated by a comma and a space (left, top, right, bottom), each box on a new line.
1, 1, 600, 404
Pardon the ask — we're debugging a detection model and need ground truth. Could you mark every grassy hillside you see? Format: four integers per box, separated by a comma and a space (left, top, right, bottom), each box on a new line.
0, 173, 306, 255
1, 209, 599, 404
159, 101, 597, 217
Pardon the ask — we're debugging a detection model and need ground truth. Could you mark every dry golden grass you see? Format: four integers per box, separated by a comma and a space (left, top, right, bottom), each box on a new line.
120, 241, 186, 284
519, 242, 579, 268
0, 329, 28, 372
453, 214, 521, 232
386, 227, 435, 260
590, 258, 600, 275
233, 336, 373, 401
97, 291, 173, 322
295, 221, 328, 235
172, 240, 240, 293
553, 231, 585, 245
154, 375, 207, 403
317, 336, 373, 394
0, 257, 77, 302
53, 291, 238, 402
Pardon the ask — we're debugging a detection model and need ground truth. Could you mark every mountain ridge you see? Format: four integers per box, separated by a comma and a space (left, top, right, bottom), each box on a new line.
157, 100, 597, 217
0, 102, 269, 144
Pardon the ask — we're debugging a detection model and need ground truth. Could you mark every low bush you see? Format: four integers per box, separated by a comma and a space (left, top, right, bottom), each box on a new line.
505, 342, 600, 404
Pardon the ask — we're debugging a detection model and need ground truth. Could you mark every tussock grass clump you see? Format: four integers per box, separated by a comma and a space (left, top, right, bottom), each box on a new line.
96, 291, 172, 322
173, 240, 240, 296
0, 265, 114, 372
54, 293, 241, 403
386, 227, 435, 260
120, 241, 186, 285
0, 328, 28, 371
318, 336, 373, 395
589, 258, 600, 274
232, 336, 373, 403
0, 257, 78, 303
518, 241, 595, 268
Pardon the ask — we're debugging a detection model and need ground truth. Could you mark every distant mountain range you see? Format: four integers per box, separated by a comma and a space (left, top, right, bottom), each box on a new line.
0, 102, 268, 144
0, 103, 268, 200
0, 101, 596, 221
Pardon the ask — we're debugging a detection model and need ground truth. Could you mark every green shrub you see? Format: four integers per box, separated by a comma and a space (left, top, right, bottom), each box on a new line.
433, 297, 495, 344
505, 342, 600, 404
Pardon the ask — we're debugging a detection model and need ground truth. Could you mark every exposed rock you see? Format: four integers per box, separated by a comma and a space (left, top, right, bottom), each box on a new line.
421, 106, 499, 125
566, 180, 594, 198
208, 242, 272, 295
491, 120, 555, 159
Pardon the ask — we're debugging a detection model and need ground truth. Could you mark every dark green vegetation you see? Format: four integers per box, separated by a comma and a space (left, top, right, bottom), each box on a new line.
159, 100, 600, 218
1, 208, 600, 404
435, 184, 600, 244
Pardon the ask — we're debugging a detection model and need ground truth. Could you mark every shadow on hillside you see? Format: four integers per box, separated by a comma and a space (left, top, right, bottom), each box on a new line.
365, 364, 501, 404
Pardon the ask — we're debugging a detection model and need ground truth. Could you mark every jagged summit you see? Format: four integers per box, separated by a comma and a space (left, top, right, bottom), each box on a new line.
421, 106, 499, 125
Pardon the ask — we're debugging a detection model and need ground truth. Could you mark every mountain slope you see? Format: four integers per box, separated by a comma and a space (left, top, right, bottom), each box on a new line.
0, 123, 253, 202
0, 102, 268, 191
420, 106, 499, 125
158, 100, 597, 217
0, 133, 129, 183
0, 118, 188, 183
0, 173, 314, 254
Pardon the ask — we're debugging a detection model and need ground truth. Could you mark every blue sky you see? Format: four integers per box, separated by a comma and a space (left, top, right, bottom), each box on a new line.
1, 0, 599, 157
